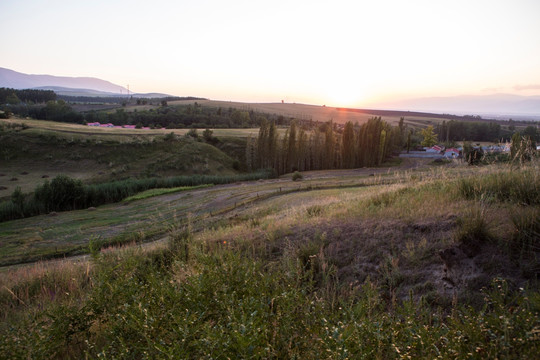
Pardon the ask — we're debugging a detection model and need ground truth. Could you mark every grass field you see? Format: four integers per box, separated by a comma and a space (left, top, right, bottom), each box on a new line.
1, 114, 539, 357
167, 99, 453, 126
0, 119, 248, 197
1, 118, 260, 138
1, 157, 538, 357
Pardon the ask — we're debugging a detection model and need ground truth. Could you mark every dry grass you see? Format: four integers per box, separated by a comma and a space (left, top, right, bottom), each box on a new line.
2, 117, 261, 139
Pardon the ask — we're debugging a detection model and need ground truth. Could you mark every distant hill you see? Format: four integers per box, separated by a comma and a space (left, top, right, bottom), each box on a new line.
0, 67, 174, 98
0, 67, 128, 93
372, 94, 540, 119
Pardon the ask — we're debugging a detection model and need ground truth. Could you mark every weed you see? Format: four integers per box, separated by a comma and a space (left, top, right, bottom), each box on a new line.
306, 204, 323, 217
458, 167, 540, 205
454, 206, 493, 256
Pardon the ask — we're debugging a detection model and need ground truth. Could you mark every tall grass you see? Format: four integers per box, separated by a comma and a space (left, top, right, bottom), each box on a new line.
1, 233, 539, 358
458, 167, 540, 205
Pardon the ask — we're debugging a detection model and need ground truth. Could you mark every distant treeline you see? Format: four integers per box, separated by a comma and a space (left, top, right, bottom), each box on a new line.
57, 95, 201, 104
0, 87, 56, 104
247, 117, 403, 175
0, 170, 274, 222
85, 103, 291, 128
435, 120, 505, 142
3, 96, 293, 128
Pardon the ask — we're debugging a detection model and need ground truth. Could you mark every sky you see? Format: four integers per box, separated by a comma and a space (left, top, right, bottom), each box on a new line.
1, 0, 540, 107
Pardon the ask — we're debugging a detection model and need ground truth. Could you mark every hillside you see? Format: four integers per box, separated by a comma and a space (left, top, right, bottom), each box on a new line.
168, 99, 468, 126
0, 119, 247, 198
1, 157, 538, 357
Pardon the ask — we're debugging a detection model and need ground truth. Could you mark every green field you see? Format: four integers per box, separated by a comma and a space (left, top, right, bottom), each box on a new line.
0, 119, 250, 197
0, 118, 539, 358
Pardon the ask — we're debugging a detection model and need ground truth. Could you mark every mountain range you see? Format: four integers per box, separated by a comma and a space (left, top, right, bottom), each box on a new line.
0, 67, 169, 98
372, 94, 540, 119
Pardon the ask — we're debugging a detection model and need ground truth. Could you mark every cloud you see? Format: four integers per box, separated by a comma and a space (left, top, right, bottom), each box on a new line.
514, 84, 540, 91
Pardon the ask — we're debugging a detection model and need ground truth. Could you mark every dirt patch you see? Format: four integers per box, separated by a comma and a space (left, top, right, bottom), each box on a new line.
239, 215, 526, 303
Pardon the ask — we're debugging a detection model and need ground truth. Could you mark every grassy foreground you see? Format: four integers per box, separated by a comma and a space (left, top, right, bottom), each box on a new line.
1, 161, 539, 358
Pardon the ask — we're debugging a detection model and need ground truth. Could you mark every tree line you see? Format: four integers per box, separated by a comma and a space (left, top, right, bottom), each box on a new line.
0, 87, 57, 104
435, 120, 504, 142
246, 117, 403, 175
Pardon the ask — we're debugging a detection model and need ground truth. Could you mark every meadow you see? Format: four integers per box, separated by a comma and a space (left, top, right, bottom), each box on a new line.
0, 119, 256, 197
1, 154, 539, 358
0, 113, 539, 358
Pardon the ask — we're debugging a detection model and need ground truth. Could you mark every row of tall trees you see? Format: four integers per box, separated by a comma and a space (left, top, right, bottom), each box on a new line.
246, 117, 402, 174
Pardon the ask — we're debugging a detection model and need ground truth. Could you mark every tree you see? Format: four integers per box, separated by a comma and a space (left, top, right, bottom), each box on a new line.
202, 128, 214, 142
324, 121, 335, 169
231, 110, 250, 127
341, 121, 355, 168
287, 121, 297, 172
523, 125, 539, 142
420, 125, 438, 147
6, 93, 20, 105
11, 186, 25, 216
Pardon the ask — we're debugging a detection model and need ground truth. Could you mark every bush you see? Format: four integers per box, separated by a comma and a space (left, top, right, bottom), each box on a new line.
463, 142, 484, 165
292, 171, 303, 181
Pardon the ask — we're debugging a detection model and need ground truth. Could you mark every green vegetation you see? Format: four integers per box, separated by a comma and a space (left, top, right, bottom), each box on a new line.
2, 158, 540, 357
420, 125, 438, 147
123, 184, 214, 202
292, 171, 303, 181
0, 171, 273, 222
0, 112, 539, 357
249, 117, 403, 175
436, 119, 505, 142
458, 168, 540, 205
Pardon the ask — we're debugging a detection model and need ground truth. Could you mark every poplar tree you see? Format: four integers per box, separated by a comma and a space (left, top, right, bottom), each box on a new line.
324, 121, 335, 169
288, 121, 297, 172
257, 118, 269, 168
341, 121, 355, 168
297, 128, 308, 171
268, 121, 278, 170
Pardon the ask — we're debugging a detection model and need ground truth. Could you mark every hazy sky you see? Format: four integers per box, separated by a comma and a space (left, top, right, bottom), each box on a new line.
1, 0, 540, 106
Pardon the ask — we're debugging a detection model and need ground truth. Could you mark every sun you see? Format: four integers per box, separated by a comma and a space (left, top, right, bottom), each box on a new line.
324, 82, 365, 108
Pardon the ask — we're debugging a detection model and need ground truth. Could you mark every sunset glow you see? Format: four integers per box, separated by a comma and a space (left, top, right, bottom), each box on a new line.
1, 0, 540, 108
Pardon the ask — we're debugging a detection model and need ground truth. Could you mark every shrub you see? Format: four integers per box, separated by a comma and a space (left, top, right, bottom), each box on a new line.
292, 171, 303, 181
463, 142, 484, 165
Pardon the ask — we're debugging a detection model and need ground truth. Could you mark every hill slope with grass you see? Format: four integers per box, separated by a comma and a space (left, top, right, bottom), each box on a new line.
0, 119, 247, 198
1, 157, 539, 358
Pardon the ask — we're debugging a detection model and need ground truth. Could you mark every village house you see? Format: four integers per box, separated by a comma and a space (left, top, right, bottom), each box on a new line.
444, 148, 460, 158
